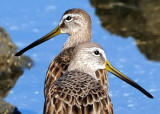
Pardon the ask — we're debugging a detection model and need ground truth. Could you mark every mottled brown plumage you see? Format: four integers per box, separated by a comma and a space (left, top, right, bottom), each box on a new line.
44, 47, 75, 96
44, 70, 113, 114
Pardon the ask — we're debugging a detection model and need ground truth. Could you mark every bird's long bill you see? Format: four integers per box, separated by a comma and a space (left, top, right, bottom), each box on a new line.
15, 26, 61, 56
105, 61, 153, 98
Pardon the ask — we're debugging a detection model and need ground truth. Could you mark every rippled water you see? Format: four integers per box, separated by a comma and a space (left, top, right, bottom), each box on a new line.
0, 0, 160, 114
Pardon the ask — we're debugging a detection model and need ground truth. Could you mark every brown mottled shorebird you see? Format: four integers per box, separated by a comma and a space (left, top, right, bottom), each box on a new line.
15, 9, 153, 113
15, 9, 111, 101
44, 42, 153, 114
15, 9, 94, 96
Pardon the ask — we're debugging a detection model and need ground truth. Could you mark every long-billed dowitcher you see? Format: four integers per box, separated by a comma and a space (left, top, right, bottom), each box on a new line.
15, 8, 153, 98
44, 42, 153, 114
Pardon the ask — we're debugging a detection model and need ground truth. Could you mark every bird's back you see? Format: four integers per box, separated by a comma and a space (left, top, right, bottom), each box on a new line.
44, 70, 113, 114
44, 47, 75, 97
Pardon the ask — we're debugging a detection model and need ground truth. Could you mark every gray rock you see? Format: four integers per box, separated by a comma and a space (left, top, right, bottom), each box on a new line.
0, 98, 21, 114
0, 26, 33, 114
0, 27, 33, 98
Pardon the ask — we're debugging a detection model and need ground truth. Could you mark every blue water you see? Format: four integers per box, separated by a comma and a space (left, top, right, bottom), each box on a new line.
0, 0, 160, 114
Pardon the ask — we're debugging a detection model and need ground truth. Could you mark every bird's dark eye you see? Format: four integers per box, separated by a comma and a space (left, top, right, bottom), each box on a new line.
94, 51, 100, 55
66, 16, 72, 21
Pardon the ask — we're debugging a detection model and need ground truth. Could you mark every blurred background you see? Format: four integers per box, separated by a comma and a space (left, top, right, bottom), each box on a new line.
0, 0, 160, 114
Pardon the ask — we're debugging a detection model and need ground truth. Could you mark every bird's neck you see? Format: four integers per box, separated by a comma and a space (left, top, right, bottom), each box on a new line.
68, 67, 97, 80
62, 30, 91, 51
68, 57, 97, 80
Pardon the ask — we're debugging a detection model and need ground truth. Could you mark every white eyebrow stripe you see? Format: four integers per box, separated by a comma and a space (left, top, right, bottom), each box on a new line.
82, 47, 107, 60
63, 14, 82, 19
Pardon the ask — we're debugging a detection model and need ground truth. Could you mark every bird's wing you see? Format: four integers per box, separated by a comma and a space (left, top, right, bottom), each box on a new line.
96, 69, 109, 92
44, 71, 113, 114
44, 47, 75, 96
